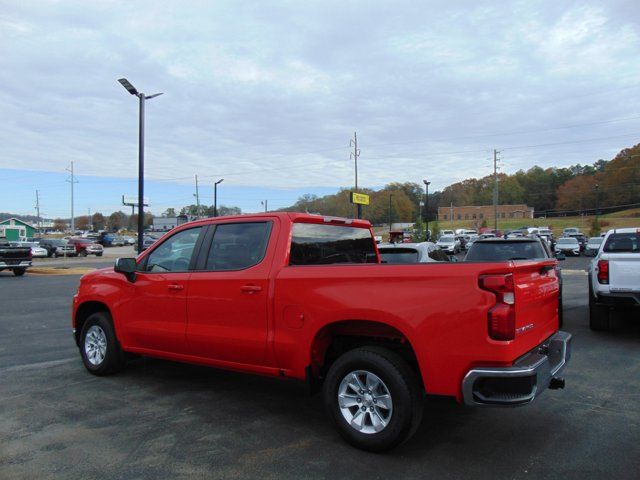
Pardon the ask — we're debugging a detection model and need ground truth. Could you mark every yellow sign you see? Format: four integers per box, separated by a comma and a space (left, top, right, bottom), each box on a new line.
350, 192, 370, 205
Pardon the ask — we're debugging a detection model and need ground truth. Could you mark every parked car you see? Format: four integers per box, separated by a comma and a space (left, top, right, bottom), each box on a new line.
455, 235, 468, 250
73, 213, 570, 452
439, 229, 455, 237
464, 236, 564, 326
588, 228, 640, 330
0, 237, 32, 276
123, 236, 136, 245
555, 237, 580, 256
55, 242, 78, 257
134, 235, 159, 253
464, 234, 479, 250
563, 227, 580, 236
11, 241, 48, 258
435, 235, 460, 254
378, 242, 447, 263
67, 238, 104, 257
585, 236, 604, 256
566, 233, 587, 253
37, 238, 67, 257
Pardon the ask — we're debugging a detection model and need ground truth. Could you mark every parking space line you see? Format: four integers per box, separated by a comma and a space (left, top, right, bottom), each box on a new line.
0, 357, 77, 373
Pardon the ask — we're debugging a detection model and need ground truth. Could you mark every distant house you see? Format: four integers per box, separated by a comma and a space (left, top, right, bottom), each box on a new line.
0, 218, 35, 241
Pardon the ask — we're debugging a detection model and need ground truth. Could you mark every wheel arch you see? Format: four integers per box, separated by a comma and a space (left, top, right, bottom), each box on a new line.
74, 301, 112, 346
307, 319, 424, 392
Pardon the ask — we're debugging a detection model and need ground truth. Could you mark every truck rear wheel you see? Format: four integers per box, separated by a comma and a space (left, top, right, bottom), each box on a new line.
13, 268, 26, 276
79, 312, 125, 375
589, 282, 610, 331
323, 347, 423, 452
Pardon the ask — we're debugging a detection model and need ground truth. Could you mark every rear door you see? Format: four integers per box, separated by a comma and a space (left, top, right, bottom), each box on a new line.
185, 220, 276, 365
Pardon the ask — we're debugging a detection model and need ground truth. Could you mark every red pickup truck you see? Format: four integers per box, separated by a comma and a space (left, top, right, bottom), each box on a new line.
72, 213, 571, 451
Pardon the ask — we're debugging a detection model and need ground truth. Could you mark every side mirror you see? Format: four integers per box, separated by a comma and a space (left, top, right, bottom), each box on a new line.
555, 253, 566, 261
114, 257, 137, 282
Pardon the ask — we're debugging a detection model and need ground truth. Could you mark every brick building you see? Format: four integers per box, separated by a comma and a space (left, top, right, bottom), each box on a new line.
437, 204, 534, 222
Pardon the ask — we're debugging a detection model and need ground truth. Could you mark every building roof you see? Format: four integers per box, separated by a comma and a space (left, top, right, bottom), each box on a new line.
0, 217, 34, 227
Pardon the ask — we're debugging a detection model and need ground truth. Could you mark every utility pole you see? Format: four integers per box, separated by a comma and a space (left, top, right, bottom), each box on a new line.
88, 208, 92, 231
35, 190, 41, 233
261, 200, 268, 212
423, 180, 430, 240
194, 175, 200, 218
350, 132, 361, 219
66, 161, 78, 232
450, 202, 454, 227
389, 194, 393, 233
214, 178, 224, 217
493, 149, 500, 231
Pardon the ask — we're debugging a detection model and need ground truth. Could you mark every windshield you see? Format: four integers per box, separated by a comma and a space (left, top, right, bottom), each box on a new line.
558, 238, 578, 245
588, 237, 603, 245
465, 241, 546, 261
603, 232, 639, 253
379, 248, 420, 264
439, 236, 454, 242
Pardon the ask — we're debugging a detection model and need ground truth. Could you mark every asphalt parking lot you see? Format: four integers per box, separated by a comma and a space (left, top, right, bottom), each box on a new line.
1, 256, 639, 479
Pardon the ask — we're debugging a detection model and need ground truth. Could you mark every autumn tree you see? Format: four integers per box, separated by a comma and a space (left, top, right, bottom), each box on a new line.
75, 215, 90, 230
108, 211, 128, 231
53, 218, 67, 231
91, 212, 106, 230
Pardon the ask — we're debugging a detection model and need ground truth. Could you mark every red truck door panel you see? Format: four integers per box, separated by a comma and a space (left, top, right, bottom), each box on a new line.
125, 272, 191, 353
125, 226, 204, 354
186, 221, 275, 365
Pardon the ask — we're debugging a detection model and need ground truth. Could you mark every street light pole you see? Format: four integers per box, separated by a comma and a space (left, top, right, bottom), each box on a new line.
118, 78, 163, 253
423, 179, 431, 241
214, 178, 224, 217
594, 184, 600, 221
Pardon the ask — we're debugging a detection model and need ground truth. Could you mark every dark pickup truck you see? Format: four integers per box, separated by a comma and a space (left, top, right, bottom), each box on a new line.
0, 237, 32, 276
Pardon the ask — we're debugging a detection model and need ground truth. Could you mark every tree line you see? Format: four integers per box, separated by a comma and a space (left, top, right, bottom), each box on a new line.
284, 143, 640, 223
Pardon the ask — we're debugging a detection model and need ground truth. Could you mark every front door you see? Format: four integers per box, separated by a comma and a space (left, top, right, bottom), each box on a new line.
186, 220, 275, 365
125, 226, 204, 354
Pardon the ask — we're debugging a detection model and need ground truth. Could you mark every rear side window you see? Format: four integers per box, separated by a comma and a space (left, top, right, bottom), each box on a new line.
603, 233, 639, 253
289, 223, 376, 265
465, 241, 546, 261
205, 222, 272, 271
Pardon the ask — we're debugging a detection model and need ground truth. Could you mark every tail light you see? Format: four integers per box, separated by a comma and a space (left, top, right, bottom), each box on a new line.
480, 274, 515, 341
597, 260, 609, 284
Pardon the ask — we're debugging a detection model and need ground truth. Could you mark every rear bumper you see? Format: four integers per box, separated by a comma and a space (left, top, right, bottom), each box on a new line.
462, 331, 572, 406
596, 292, 640, 307
0, 260, 31, 268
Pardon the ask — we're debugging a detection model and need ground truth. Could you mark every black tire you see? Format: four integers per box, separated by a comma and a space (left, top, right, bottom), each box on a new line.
79, 312, 126, 375
96, 253, 103, 257
323, 347, 423, 452
53, 252, 59, 258
13, 268, 26, 276
80, 250, 88, 257
589, 282, 610, 331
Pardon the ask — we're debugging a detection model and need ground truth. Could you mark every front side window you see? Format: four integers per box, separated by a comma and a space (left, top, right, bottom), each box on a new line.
205, 222, 272, 271
143, 227, 202, 273
289, 223, 376, 265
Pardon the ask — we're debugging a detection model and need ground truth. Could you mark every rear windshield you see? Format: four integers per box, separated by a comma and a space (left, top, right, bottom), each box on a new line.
379, 248, 419, 264
588, 237, 603, 245
603, 233, 640, 253
289, 223, 376, 265
465, 241, 546, 261
558, 238, 578, 244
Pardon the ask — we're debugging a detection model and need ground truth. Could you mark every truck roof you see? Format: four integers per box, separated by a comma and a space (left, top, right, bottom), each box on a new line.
173, 212, 373, 230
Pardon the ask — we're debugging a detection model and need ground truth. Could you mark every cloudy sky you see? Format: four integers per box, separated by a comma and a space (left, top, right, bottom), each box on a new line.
1, 0, 639, 218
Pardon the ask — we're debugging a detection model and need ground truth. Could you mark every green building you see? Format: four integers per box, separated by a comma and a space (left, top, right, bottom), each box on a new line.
0, 218, 35, 241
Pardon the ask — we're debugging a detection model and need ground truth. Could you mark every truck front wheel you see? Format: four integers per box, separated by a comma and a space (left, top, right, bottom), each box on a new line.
13, 268, 26, 276
323, 347, 423, 452
79, 312, 125, 375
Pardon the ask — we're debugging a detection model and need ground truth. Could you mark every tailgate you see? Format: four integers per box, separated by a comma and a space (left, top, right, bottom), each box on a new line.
609, 255, 640, 292
512, 260, 560, 346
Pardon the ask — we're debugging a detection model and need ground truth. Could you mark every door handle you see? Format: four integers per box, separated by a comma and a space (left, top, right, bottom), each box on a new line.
167, 284, 184, 291
241, 285, 262, 293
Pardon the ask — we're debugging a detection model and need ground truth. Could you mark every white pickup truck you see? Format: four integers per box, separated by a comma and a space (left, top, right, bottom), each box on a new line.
588, 228, 640, 330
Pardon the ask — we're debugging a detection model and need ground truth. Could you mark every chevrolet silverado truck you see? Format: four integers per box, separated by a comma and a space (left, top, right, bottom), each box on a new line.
0, 237, 32, 276
588, 228, 640, 330
72, 213, 571, 451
